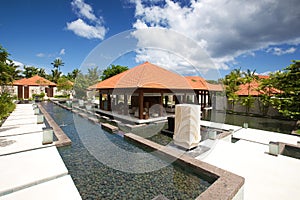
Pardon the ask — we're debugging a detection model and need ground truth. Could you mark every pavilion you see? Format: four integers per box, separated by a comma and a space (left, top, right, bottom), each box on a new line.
13, 75, 56, 99
89, 62, 223, 119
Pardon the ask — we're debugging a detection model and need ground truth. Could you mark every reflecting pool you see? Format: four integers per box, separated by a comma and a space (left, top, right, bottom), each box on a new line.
41, 102, 212, 199
203, 110, 296, 134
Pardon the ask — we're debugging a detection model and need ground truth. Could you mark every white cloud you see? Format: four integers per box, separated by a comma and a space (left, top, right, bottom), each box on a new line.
130, 0, 300, 69
36, 53, 45, 58
67, 0, 107, 40
59, 48, 65, 55
66, 19, 106, 40
131, 28, 217, 76
71, 0, 97, 21
267, 47, 296, 56
11, 60, 24, 67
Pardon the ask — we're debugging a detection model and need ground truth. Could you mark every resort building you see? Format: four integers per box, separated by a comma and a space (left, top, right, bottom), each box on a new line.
89, 62, 223, 120
233, 75, 282, 116
236, 75, 281, 96
11, 75, 57, 99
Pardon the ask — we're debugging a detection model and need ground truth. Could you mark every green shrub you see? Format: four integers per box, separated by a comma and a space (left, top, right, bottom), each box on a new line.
54, 94, 70, 98
0, 92, 16, 120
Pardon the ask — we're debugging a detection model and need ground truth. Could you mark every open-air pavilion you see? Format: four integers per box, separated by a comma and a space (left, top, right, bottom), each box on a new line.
89, 62, 223, 120
13, 75, 56, 99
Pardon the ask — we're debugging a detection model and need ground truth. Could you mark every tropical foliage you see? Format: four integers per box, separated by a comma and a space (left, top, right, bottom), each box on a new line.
101, 64, 128, 80
0, 45, 17, 120
224, 60, 300, 120
223, 68, 243, 111
270, 60, 300, 119
74, 67, 102, 99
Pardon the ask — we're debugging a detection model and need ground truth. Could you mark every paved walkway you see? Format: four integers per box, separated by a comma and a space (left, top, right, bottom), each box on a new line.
0, 104, 81, 199
198, 123, 300, 200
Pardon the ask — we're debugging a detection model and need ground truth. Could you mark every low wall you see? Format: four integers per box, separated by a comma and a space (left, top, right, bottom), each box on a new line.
125, 133, 245, 200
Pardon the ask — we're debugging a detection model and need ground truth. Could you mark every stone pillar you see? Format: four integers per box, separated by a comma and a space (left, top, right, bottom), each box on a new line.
173, 104, 201, 150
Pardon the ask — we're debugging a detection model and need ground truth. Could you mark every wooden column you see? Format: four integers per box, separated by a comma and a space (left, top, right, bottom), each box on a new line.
124, 94, 128, 115
164, 95, 169, 107
139, 90, 144, 119
204, 91, 207, 107
107, 93, 111, 111
99, 92, 103, 110
183, 94, 187, 103
159, 92, 163, 116
208, 91, 212, 107
116, 95, 119, 106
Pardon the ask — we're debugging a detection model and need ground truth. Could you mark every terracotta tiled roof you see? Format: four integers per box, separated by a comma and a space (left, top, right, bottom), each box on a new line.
185, 76, 224, 91
13, 75, 56, 86
206, 82, 224, 91
89, 62, 192, 90
236, 75, 281, 96
184, 76, 207, 90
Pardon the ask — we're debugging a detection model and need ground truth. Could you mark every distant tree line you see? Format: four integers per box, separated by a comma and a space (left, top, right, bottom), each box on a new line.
223, 60, 300, 120
0, 44, 129, 104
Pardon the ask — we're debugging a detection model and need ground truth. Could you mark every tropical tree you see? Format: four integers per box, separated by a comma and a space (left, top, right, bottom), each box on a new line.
57, 77, 73, 96
51, 69, 62, 83
74, 67, 101, 99
101, 64, 128, 80
23, 66, 40, 78
223, 68, 243, 111
37, 68, 47, 78
51, 58, 64, 71
0, 45, 17, 120
50, 58, 64, 83
271, 60, 300, 119
67, 68, 80, 81
239, 69, 258, 114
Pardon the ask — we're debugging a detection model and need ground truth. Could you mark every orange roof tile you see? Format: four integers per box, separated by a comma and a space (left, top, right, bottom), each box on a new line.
184, 76, 208, 90
89, 62, 192, 90
13, 75, 56, 86
185, 76, 224, 91
236, 76, 281, 96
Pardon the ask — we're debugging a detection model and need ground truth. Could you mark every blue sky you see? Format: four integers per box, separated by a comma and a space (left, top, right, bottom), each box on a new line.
1, 0, 299, 79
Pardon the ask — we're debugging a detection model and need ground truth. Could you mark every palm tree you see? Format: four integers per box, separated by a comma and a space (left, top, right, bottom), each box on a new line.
223, 68, 243, 111
51, 69, 62, 83
50, 59, 64, 83
67, 68, 80, 81
240, 69, 258, 114
51, 58, 64, 71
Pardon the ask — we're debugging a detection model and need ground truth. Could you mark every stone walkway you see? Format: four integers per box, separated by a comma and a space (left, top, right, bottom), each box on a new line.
197, 122, 300, 200
0, 104, 81, 199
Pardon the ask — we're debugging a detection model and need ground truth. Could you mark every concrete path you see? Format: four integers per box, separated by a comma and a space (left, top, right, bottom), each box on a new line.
199, 127, 300, 200
0, 175, 81, 200
0, 103, 81, 199
233, 127, 300, 145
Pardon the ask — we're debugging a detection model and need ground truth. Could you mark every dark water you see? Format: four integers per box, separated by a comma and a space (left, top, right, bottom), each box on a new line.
203, 110, 296, 134
282, 145, 300, 160
41, 102, 212, 200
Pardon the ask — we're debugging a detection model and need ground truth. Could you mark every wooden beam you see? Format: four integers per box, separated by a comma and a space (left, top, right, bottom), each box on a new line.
139, 90, 144, 119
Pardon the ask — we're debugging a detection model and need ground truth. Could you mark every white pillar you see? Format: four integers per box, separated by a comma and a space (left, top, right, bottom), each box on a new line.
173, 104, 201, 150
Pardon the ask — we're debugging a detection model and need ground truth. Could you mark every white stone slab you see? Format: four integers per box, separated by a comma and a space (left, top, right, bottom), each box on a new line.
1, 117, 38, 127
0, 132, 53, 156
200, 139, 300, 200
233, 128, 300, 145
200, 120, 241, 131
0, 124, 45, 137
0, 147, 68, 196
0, 175, 81, 200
